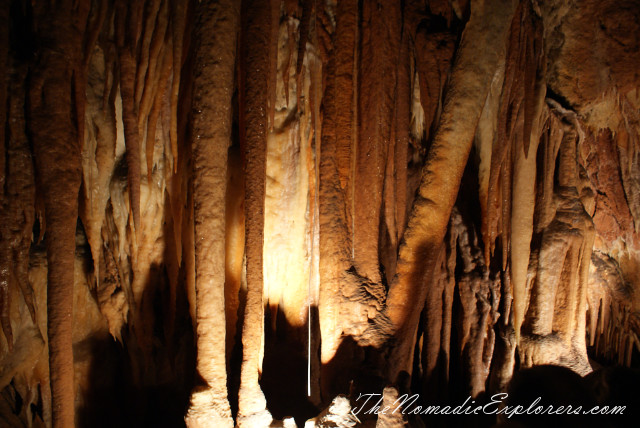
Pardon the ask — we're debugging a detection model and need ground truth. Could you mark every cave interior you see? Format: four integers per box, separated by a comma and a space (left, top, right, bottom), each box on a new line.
1, 0, 640, 427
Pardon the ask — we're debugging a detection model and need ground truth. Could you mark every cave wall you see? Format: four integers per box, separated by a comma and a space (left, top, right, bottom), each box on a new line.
0, 0, 639, 426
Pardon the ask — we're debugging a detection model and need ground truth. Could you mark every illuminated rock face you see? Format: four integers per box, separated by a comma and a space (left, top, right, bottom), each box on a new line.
0, 0, 638, 427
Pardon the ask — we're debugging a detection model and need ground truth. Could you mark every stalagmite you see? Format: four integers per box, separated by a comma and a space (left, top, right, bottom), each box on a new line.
306, 396, 359, 427
237, 0, 273, 425
379, 0, 518, 378
375, 386, 405, 428
184, 1, 238, 426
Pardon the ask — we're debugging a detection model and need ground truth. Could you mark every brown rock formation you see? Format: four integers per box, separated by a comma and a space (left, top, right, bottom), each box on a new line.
0, 1, 639, 427
184, 0, 239, 426
237, 0, 273, 425
28, 2, 89, 426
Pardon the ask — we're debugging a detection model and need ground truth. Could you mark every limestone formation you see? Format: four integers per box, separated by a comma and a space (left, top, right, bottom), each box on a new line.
0, 0, 638, 427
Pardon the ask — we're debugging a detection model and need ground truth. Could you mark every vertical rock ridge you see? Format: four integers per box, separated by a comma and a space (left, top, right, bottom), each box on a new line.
184, 0, 239, 426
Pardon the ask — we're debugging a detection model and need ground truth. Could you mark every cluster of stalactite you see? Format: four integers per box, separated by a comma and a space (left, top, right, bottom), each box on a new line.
1, 0, 193, 426
0, 0, 639, 427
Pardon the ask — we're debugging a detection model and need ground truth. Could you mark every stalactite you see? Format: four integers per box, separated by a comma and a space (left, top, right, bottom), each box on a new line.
144, 6, 171, 116
476, 57, 505, 270
0, 254, 11, 350
484, 1, 525, 266
422, 202, 503, 401
296, 0, 311, 88
503, 2, 545, 343
268, 0, 280, 128
115, 0, 143, 231
237, 0, 273, 425
318, 0, 358, 397
519, 102, 594, 375
335, 19, 355, 202
354, 0, 401, 284
377, 0, 518, 380
314, 0, 332, 65
381, 114, 398, 284
0, 91, 16, 347
294, 0, 314, 112
167, 9, 194, 338
584, 129, 636, 244
77, 1, 110, 292
420, 217, 456, 401
536, 112, 563, 232
588, 251, 639, 366
145, 46, 172, 184
137, 0, 170, 161
500, 144, 511, 271
183, 1, 238, 426
72, 0, 93, 173
282, 15, 295, 107
0, 0, 8, 199
413, 26, 455, 144
169, 0, 186, 172
29, 1, 86, 425
81, 48, 114, 301
379, 6, 408, 283
394, 27, 411, 245
134, 0, 162, 109
349, 7, 359, 255
0, 61, 37, 350
617, 99, 640, 231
